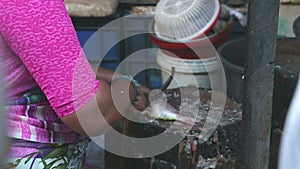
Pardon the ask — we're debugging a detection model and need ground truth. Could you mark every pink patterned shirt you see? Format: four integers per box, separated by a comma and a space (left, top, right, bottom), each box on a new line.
0, 0, 99, 145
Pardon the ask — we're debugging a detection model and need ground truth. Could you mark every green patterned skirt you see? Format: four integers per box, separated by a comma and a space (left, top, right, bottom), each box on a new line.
5, 138, 90, 169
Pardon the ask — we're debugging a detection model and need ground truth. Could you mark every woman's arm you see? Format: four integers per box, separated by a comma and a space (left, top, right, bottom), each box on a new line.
0, 0, 149, 136
96, 67, 120, 83
62, 77, 147, 136
63, 67, 150, 136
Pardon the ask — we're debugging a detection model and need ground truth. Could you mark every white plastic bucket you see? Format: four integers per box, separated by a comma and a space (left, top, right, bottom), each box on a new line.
156, 49, 221, 89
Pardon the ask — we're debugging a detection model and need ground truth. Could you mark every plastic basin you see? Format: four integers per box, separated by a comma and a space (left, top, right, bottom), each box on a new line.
149, 20, 234, 59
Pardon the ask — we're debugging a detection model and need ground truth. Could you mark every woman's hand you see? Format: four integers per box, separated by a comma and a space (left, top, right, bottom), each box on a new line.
132, 84, 150, 112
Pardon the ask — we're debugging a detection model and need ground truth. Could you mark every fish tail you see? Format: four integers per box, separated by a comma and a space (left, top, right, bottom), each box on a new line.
177, 116, 196, 125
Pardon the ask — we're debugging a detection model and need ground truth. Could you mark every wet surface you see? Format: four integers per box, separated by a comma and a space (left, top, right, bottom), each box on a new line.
123, 87, 242, 169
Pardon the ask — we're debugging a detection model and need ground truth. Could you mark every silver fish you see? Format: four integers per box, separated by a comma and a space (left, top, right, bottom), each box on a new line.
147, 100, 197, 126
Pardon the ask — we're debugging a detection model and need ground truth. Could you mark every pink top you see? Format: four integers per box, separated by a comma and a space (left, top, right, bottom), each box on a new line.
0, 0, 99, 145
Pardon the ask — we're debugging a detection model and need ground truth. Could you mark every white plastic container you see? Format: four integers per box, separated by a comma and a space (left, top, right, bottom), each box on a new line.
156, 49, 221, 89
154, 0, 220, 41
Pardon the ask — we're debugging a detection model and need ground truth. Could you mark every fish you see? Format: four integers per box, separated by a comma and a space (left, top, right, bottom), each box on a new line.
144, 67, 197, 125
146, 100, 197, 126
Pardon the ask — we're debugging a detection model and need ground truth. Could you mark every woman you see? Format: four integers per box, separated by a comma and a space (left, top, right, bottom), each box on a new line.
0, 0, 150, 168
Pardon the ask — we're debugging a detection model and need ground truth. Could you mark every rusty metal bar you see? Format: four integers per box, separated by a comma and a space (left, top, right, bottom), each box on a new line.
236, 0, 280, 168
